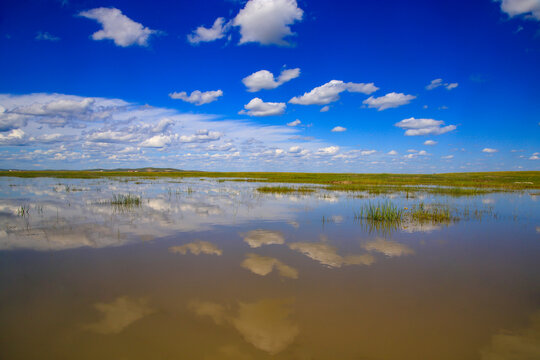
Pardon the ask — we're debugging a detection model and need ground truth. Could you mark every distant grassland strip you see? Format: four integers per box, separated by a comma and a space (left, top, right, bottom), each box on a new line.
1, 171, 539, 190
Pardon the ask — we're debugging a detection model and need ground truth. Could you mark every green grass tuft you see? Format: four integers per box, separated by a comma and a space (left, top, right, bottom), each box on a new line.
257, 186, 315, 194
110, 194, 141, 207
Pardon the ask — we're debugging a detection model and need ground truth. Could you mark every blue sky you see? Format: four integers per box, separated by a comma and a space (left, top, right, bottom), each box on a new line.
0, 0, 539, 172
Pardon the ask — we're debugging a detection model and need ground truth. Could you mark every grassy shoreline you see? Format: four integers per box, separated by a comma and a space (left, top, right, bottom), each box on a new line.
0, 170, 539, 190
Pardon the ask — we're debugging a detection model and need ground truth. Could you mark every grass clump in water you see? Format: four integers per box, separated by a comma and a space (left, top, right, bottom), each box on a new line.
257, 186, 315, 194
356, 201, 404, 222
409, 202, 452, 222
110, 194, 141, 207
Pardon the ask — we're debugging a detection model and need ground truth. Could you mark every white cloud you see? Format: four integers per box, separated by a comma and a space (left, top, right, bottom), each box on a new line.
482, 148, 498, 153
169, 90, 223, 105
388, 150, 398, 155
530, 155, 539, 160
79, 7, 158, 47
424, 140, 437, 146
442, 155, 454, 159
317, 146, 339, 155
331, 126, 346, 132
187, 17, 230, 44
179, 130, 221, 143
320, 105, 330, 112
0, 129, 25, 145
499, 0, 540, 21
426, 78, 443, 90
14, 97, 95, 116
233, 0, 304, 46
239, 98, 286, 116
289, 80, 378, 105
35, 31, 60, 42
140, 134, 177, 148
287, 119, 301, 126
426, 78, 459, 91
418, 150, 428, 156
360, 150, 376, 156
363, 92, 416, 111
1, 93, 351, 170
394, 117, 457, 136
242, 68, 300, 92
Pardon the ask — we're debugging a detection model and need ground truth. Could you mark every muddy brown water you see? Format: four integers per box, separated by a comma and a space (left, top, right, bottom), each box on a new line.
1, 177, 539, 359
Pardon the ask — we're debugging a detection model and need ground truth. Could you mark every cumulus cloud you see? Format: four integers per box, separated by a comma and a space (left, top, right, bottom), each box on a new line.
360, 150, 376, 155
499, 0, 540, 21
331, 126, 346, 132
424, 140, 437, 146
242, 68, 300, 92
169, 90, 223, 105
179, 130, 221, 143
35, 31, 60, 42
289, 80, 378, 105
287, 119, 301, 126
426, 78, 459, 91
530, 152, 539, 160
239, 98, 286, 116
187, 17, 230, 44
233, 0, 304, 46
482, 148, 498, 153
0, 107, 28, 131
442, 155, 454, 159
0, 129, 26, 145
0, 93, 343, 170
79, 7, 159, 47
388, 150, 398, 155
394, 117, 457, 136
317, 146, 339, 155
363, 92, 416, 111
320, 105, 330, 112
140, 134, 177, 148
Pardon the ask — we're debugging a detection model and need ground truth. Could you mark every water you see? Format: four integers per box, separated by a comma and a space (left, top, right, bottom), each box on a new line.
1, 177, 539, 359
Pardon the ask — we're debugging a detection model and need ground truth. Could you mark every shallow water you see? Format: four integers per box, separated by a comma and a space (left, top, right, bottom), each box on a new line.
0, 177, 539, 359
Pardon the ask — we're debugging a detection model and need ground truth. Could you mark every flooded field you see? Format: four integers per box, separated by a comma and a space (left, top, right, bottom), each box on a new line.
1, 177, 539, 359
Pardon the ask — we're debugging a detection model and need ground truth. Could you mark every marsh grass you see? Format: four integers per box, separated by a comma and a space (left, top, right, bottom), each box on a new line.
2, 171, 537, 191
355, 201, 456, 235
17, 205, 29, 216
355, 202, 403, 222
257, 186, 315, 194
109, 194, 141, 207
408, 203, 453, 222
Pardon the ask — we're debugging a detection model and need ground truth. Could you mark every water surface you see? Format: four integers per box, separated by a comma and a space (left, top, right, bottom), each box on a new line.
1, 177, 539, 359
